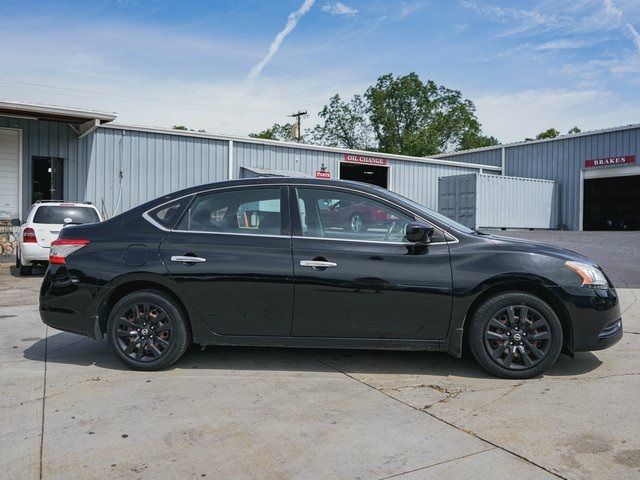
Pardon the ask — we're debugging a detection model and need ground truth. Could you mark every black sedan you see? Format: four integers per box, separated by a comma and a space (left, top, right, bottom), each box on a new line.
40, 178, 623, 378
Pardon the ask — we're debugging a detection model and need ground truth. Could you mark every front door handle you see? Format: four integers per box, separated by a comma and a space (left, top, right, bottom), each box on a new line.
300, 260, 337, 268
171, 255, 207, 264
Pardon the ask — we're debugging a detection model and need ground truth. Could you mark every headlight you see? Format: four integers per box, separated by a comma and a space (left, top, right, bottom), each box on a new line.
564, 261, 608, 287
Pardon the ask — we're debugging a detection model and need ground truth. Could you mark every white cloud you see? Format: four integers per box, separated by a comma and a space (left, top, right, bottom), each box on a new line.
534, 38, 586, 50
398, 2, 425, 19
248, 0, 315, 80
474, 88, 640, 142
321, 2, 358, 16
626, 22, 640, 54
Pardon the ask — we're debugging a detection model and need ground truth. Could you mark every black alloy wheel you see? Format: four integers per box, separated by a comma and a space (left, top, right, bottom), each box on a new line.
107, 290, 189, 370
469, 292, 562, 379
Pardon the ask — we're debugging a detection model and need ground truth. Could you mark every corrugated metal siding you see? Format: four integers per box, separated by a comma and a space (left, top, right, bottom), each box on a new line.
234, 141, 478, 210
438, 127, 640, 230
90, 128, 228, 216
234, 141, 341, 180
388, 159, 477, 210
437, 148, 502, 167
438, 173, 557, 229
0, 116, 92, 218
505, 128, 640, 230
438, 174, 477, 227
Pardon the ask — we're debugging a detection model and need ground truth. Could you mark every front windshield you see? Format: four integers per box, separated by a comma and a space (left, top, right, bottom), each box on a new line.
374, 187, 476, 235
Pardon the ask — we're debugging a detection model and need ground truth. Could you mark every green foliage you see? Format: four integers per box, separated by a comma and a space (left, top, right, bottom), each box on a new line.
568, 126, 581, 134
173, 125, 206, 132
248, 123, 297, 142
458, 132, 500, 151
251, 73, 497, 155
311, 73, 495, 155
535, 128, 560, 140
309, 94, 375, 150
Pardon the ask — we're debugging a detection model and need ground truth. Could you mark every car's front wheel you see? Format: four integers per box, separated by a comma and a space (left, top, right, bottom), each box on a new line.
468, 291, 563, 379
107, 290, 190, 370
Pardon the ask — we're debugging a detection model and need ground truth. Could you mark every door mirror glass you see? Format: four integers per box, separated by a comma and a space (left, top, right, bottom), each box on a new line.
405, 222, 434, 243
11, 218, 21, 227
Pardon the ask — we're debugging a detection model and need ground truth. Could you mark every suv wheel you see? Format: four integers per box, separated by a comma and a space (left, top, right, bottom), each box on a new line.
18, 256, 33, 276
107, 290, 190, 371
468, 291, 562, 379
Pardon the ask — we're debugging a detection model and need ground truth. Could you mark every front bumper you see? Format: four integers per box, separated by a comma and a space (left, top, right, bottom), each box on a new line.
552, 285, 623, 352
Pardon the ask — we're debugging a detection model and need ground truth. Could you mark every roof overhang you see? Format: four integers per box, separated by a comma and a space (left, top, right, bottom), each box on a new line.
0, 100, 117, 124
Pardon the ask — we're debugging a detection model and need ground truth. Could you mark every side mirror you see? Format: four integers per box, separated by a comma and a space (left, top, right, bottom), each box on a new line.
10, 218, 21, 227
405, 222, 434, 244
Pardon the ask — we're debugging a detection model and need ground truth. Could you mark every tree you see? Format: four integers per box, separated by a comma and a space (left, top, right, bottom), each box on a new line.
308, 94, 374, 150
173, 125, 206, 132
458, 132, 500, 151
248, 123, 298, 142
568, 126, 581, 134
364, 73, 487, 156
309, 73, 495, 156
535, 128, 560, 140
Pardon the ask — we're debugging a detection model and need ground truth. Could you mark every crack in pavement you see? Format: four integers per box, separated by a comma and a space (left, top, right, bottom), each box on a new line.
375, 446, 497, 480
315, 358, 566, 480
39, 326, 48, 480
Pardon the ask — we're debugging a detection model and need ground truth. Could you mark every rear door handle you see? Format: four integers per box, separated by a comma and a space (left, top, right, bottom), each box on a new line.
300, 260, 337, 268
171, 255, 207, 264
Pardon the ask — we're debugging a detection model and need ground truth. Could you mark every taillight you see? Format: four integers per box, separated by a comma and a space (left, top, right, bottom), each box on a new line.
23, 227, 37, 243
49, 239, 90, 265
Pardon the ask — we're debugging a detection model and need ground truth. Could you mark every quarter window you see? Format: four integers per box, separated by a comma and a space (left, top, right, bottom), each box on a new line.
296, 188, 415, 242
178, 188, 283, 235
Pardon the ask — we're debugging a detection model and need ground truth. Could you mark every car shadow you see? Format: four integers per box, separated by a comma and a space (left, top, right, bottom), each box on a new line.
23, 331, 604, 379
8, 265, 46, 278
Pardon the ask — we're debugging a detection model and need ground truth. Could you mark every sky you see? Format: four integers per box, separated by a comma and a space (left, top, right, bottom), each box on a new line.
1, 0, 639, 143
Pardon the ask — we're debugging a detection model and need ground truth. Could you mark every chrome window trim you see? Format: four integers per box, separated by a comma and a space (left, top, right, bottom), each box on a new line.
141, 181, 459, 244
292, 235, 450, 246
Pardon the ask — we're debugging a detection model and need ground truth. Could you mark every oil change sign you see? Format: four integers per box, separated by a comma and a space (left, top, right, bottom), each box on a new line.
343, 153, 388, 165
584, 155, 636, 168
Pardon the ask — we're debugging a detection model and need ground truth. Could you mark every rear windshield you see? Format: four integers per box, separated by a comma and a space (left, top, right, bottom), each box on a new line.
33, 206, 100, 225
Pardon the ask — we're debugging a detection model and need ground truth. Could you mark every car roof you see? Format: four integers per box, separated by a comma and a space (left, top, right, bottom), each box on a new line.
160, 177, 382, 200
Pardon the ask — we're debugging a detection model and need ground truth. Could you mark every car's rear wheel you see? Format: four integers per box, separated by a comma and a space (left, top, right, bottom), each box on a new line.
107, 290, 190, 370
468, 291, 562, 379
18, 255, 33, 276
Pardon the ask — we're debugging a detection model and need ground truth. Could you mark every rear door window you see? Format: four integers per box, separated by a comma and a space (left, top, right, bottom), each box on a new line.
33, 206, 100, 224
177, 187, 284, 236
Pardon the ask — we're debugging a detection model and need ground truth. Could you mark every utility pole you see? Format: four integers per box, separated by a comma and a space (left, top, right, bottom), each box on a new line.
288, 110, 307, 142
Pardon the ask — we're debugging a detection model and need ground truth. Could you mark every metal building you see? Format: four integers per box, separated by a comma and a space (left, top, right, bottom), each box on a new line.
435, 126, 640, 231
0, 101, 496, 223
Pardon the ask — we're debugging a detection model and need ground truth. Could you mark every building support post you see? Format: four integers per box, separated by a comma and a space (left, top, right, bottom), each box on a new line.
228, 140, 234, 180
501, 147, 506, 176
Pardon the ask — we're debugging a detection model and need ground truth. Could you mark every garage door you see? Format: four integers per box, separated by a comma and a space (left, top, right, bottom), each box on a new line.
584, 174, 640, 231
0, 128, 20, 220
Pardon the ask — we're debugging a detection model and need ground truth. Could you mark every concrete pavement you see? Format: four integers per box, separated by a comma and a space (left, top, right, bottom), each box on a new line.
0, 260, 638, 479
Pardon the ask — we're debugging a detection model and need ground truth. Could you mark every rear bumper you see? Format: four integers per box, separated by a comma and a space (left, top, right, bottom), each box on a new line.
552, 285, 623, 352
39, 308, 102, 340
39, 266, 105, 340
21, 243, 49, 262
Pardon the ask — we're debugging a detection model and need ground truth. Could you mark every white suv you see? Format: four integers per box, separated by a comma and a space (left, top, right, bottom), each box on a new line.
11, 201, 102, 275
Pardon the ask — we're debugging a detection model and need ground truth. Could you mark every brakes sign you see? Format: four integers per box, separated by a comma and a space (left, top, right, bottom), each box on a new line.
315, 170, 331, 179
584, 155, 636, 168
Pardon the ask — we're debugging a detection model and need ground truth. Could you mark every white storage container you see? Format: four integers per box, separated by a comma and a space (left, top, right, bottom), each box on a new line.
438, 173, 558, 229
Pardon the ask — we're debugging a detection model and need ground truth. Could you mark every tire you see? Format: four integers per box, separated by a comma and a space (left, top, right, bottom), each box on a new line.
349, 212, 366, 233
19, 256, 33, 276
107, 290, 190, 371
468, 291, 562, 379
